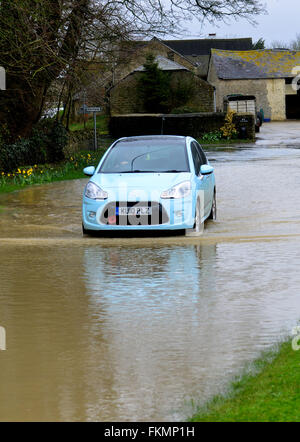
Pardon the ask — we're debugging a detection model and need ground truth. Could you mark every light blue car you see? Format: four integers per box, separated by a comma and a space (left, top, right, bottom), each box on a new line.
82, 135, 216, 235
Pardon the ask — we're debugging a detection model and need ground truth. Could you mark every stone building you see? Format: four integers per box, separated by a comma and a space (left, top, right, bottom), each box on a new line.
163, 38, 252, 79
208, 49, 300, 120
113, 37, 197, 84
116, 37, 252, 80
110, 55, 215, 115
71, 37, 253, 120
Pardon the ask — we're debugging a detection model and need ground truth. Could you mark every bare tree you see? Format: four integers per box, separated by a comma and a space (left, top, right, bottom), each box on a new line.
0, 0, 265, 142
290, 34, 300, 50
270, 34, 300, 50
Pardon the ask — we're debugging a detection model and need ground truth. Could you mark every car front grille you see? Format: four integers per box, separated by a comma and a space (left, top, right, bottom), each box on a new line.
100, 201, 169, 226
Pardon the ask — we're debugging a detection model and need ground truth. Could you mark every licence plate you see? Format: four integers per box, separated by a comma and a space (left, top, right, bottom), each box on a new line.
117, 206, 152, 216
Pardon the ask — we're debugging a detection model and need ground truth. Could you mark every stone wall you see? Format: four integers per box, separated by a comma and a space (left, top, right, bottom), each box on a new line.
67, 129, 112, 153
109, 113, 255, 140
266, 79, 286, 120
110, 70, 215, 115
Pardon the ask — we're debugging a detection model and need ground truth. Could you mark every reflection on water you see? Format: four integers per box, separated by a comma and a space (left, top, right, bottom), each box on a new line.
0, 146, 300, 421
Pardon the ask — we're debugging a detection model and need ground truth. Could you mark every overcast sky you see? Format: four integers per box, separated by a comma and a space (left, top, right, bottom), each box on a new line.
179, 0, 299, 47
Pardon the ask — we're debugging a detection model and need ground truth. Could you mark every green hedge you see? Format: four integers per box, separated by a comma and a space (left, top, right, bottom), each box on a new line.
0, 120, 68, 172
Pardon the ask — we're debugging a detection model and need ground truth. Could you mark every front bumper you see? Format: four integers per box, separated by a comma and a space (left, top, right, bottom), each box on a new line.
82, 197, 195, 231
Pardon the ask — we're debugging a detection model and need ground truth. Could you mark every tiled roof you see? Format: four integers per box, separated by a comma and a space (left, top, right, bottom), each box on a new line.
163, 38, 253, 56
134, 55, 189, 72
212, 49, 300, 79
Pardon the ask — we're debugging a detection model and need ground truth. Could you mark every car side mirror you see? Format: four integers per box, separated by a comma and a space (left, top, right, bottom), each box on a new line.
83, 166, 95, 176
200, 165, 214, 175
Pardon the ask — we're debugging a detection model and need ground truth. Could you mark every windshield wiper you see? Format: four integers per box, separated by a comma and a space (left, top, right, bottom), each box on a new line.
119, 170, 157, 173
162, 170, 184, 173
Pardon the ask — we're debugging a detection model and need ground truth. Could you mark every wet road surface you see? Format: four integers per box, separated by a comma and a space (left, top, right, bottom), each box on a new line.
0, 131, 300, 421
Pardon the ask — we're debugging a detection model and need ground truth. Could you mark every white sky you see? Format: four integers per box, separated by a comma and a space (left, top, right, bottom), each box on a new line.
177, 0, 299, 47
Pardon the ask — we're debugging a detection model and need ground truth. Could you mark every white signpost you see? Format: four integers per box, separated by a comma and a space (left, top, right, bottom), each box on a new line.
78, 105, 102, 150
0, 326, 6, 351
0, 66, 6, 90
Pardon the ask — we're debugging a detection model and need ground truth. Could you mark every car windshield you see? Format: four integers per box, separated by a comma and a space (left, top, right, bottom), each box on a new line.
99, 138, 190, 173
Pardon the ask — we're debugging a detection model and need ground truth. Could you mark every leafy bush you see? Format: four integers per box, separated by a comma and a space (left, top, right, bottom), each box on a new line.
220, 110, 238, 140
201, 131, 223, 142
0, 120, 68, 172
35, 119, 68, 162
168, 77, 197, 112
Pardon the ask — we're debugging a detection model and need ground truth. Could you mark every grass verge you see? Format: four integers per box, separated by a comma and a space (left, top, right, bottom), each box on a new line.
69, 114, 109, 132
0, 148, 107, 194
190, 339, 300, 422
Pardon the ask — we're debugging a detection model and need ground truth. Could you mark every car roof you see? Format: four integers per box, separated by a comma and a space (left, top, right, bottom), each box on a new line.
117, 135, 187, 142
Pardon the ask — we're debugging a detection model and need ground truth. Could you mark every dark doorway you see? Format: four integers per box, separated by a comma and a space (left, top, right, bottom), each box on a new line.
286, 78, 300, 119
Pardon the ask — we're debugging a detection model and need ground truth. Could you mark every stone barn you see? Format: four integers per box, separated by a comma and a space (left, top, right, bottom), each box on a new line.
208, 49, 300, 120
110, 55, 215, 115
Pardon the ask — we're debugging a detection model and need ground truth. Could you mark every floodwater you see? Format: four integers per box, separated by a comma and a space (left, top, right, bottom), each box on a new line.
0, 133, 300, 421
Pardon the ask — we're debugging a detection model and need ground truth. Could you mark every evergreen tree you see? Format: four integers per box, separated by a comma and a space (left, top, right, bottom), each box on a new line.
137, 54, 171, 113
252, 38, 265, 49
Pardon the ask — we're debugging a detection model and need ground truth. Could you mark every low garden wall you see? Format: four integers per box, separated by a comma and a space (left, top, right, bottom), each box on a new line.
68, 128, 98, 152
109, 112, 255, 140
67, 129, 112, 153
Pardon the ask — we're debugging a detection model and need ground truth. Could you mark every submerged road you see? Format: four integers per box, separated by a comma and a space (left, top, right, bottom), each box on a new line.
0, 123, 300, 421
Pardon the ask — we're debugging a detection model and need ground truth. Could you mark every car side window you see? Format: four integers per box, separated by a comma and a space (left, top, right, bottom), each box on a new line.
194, 141, 207, 165
191, 143, 202, 175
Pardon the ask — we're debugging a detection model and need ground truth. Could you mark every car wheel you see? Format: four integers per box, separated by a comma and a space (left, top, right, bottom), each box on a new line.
208, 190, 217, 220
185, 198, 203, 236
82, 223, 94, 236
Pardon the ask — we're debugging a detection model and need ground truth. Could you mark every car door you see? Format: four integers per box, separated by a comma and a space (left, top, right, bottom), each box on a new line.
194, 141, 214, 211
190, 142, 210, 219
191, 141, 214, 217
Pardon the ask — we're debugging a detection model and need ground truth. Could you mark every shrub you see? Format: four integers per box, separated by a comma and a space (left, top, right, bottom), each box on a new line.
220, 110, 238, 140
201, 131, 223, 142
35, 119, 68, 162
168, 77, 197, 112
0, 120, 68, 172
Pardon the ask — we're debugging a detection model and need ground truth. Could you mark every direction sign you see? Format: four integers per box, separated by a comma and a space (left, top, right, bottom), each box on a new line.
78, 105, 102, 114
86, 106, 102, 113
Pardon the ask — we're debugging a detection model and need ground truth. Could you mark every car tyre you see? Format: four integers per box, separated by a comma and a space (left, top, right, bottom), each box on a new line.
185, 198, 203, 237
208, 189, 217, 220
82, 223, 96, 237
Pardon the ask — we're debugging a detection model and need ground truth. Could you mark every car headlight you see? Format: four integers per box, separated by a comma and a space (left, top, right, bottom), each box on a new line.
161, 181, 191, 199
85, 182, 108, 200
